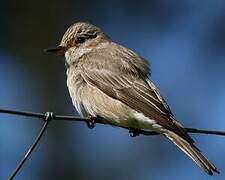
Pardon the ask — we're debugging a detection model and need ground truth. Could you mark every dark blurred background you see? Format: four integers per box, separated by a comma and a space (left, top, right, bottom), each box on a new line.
0, 0, 225, 180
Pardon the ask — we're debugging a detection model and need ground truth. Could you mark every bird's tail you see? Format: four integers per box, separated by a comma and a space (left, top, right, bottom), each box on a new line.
164, 130, 219, 175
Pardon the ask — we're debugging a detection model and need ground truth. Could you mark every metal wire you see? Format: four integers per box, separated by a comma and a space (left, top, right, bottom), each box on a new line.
1, 108, 225, 179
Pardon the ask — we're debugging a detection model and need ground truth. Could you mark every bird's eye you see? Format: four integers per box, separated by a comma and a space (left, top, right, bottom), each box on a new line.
76, 32, 98, 44
76, 36, 86, 44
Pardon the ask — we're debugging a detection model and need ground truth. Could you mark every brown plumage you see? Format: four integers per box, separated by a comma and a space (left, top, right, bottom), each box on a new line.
46, 22, 219, 175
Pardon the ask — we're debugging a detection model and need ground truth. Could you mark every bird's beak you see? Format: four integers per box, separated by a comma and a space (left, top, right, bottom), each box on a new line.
45, 45, 66, 55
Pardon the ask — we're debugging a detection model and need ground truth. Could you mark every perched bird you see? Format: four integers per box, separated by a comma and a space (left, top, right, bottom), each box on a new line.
46, 22, 219, 175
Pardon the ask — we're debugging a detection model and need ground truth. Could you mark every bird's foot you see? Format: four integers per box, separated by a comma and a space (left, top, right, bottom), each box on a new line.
86, 116, 97, 129
129, 128, 140, 137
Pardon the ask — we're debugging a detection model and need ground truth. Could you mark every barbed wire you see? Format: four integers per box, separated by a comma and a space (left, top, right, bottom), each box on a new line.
1, 108, 225, 179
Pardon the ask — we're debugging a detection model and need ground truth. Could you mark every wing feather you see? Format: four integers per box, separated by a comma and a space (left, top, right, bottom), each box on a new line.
79, 43, 194, 143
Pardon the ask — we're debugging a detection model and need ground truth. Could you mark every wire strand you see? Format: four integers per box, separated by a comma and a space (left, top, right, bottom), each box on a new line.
1, 108, 225, 136
8, 112, 53, 180
1, 108, 225, 179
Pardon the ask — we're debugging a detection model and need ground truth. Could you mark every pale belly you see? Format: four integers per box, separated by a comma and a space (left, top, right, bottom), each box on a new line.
66, 69, 161, 130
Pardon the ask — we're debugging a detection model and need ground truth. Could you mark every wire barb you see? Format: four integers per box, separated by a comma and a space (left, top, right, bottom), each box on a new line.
43, 112, 54, 122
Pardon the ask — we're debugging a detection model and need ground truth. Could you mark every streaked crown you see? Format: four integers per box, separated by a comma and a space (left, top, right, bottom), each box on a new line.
60, 22, 109, 48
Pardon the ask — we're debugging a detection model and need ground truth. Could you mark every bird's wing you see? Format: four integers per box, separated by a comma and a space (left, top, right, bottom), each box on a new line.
79, 46, 193, 144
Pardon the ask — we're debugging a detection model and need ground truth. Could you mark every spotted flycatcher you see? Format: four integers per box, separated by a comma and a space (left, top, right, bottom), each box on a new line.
46, 22, 219, 175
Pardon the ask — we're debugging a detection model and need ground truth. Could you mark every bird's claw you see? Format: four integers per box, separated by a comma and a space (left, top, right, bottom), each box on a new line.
86, 116, 97, 129
129, 128, 140, 137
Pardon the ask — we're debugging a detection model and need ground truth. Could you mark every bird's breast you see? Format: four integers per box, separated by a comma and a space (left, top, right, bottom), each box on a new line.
66, 66, 160, 130
66, 67, 137, 126
66, 67, 88, 117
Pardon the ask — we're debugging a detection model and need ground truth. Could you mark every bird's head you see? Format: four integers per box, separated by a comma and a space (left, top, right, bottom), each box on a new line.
45, 22, 110, 55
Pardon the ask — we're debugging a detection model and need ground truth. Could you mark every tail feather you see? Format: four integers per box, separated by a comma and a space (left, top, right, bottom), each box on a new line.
165, 130, 219, 175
